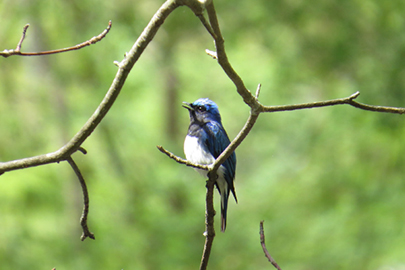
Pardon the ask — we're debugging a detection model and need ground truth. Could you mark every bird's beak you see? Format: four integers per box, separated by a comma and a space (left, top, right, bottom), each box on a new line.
182, 102, 194, 111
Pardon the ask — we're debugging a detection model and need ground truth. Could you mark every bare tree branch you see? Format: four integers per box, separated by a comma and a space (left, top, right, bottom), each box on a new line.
66, 156, 95, 241
255, 83, 262, 99
261, 91, 360, 112
200, 171, 216, 270
0, 21, 112, 58
16, 24, 29, 52
261, 91, 405, 114
156, 145, 210, 171
77, 147, 88, 155
2, 0, 403, 265
213, 111, 259, 171
347, 99, 405, 114
0, 0, 182, 175
205, 49, 217, 59
205, 1, 259, 109
199, 4, 405, 186
0, 0, 185, 240
260, 221, 282, 270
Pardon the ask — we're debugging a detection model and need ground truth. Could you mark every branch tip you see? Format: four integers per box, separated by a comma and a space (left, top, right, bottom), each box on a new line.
349, 91, 360, 100
81, 230, 95, 241
67, 157, 94, 241
16, 24, 30, 52
1, 20, 112, 57
255, 83, 262, 98
260, 221, 282, 270
77, 147, 87, 155
157, 145, 210, 170
205, 49, 217, 59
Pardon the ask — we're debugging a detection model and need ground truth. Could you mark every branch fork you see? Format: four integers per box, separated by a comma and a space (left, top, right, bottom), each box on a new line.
1, 21, 112, 58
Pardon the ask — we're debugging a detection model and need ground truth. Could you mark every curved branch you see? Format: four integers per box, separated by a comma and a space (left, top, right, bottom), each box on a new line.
67, 156, 95, 241
0, 0, 182, 175
260, 221, 282, 270
1, 21, 112, 58
205, 1, 259, 109
347, 99, 405, 114
156, 145, 210, 171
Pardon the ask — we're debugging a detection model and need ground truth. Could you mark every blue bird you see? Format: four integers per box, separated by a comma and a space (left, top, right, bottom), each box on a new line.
183, 98, 237, 232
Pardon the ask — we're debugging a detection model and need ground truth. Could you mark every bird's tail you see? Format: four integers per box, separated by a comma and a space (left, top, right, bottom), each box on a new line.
220, 189, 229, 233
216, 174, 237, 232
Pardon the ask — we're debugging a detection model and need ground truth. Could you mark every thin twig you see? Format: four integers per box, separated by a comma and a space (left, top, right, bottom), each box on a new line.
194, 11, 216, 39
16, 24, 30, 52
156, 145, 210, 170
1, 21, 112, 58
348, 99, 405, 114
260, 221, 282, 270
77, 147, 88, 155
255, 83, 261, 99
66, 157, 95, 241
261, 91, 405, 114
262, 91, 360, 112
205, 49, 217, 59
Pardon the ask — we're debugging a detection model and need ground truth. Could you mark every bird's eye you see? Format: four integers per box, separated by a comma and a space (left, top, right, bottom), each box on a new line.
197, 106, 206, 112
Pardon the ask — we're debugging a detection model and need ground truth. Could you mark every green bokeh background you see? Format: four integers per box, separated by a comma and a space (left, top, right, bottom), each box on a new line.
1, 0, 405, 269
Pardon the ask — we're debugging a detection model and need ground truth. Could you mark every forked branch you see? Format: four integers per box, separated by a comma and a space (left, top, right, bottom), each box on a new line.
0, 0, 181, 174
0, 21, 112, 58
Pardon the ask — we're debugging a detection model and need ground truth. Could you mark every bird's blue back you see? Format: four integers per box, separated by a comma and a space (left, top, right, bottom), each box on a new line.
203, 121, 236, 195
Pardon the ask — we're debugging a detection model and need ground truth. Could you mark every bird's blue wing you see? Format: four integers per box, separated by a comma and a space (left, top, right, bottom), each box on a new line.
203, 121, 237, 232
203, 122, 236, 193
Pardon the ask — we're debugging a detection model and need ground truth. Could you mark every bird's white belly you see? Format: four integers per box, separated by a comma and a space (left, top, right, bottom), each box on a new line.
184, 135, 226, 179
184, 135, 215, 165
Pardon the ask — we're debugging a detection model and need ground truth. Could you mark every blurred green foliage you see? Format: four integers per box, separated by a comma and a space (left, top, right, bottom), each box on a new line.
1, 0, 405, 269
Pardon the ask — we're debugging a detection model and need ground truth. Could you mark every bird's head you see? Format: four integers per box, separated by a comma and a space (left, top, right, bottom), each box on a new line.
183, 98, 222, 124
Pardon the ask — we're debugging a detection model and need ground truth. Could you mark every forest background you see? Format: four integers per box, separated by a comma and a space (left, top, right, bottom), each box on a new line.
1, 0, 405, 269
